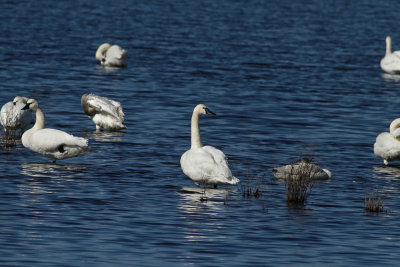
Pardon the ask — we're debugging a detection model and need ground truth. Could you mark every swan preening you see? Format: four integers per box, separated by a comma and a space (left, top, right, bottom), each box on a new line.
21, 99, 91, 163
272, 158, 332, 181
374, 118, 400, 165
180, 104, 239, 187
95, 43, 127, 68
1, 96, 32, 133
81, 93, 126, 131
380, 36, 400, 74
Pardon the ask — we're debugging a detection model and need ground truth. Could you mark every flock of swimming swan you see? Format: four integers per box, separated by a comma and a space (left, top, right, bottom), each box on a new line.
1, 37, 400, 186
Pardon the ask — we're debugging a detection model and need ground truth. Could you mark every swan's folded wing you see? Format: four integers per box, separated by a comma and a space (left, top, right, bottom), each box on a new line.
86, 95, 122, 120
202, 145, 234, 178
31, 129, 88, 151
381, 53, 400, 72
181, 148, 217, 181
374, 132, 400, 160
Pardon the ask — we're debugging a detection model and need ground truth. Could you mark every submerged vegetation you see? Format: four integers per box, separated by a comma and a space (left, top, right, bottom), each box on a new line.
364, 191, 386, 214
240, 169, 266, 199
0, 130, 21, 149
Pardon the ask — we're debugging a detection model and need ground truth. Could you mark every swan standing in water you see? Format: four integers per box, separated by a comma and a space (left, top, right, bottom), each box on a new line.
380, 36, 400, 74
180, 104, 239, 187
272, 158, 332, 181
81, 93, 126, 131
21, 99, 91, 163
374, 118, 400, 165
95, 43, 127, 68
0, 96, 32, 133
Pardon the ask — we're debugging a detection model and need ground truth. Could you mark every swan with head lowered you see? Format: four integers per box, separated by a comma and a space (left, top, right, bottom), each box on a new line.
380, 36, 400, 74
374, 118, 400, 165
81, 93, 126, 131
272, 158, 332, 181
180, 104, 239, 187
1, 96, 32, 134
21, 99, 91, 163
95, 43, 127, 68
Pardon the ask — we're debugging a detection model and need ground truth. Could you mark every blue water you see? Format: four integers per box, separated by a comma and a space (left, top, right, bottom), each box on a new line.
1, 0, 400, 266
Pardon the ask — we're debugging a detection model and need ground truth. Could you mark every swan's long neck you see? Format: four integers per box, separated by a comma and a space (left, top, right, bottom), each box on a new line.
32, 107, 45, 132
96, 43, 110, 61
389, 118, 400, 133
386, 37, 392, 55
191, 111, 202, 149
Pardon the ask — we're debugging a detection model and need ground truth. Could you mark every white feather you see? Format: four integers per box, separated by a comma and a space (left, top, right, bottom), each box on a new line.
95, 43, 127, 68
374, 118, 400, 165
0, 96, 32, 132
380, 36, 400, 74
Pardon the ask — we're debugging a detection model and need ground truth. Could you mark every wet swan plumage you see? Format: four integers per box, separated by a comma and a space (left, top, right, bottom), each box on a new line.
95, 43, 127, 67
21, 99, 91, 163
81, 93, 126, 131
180, 104, 239, 186
374, 118, 400, 165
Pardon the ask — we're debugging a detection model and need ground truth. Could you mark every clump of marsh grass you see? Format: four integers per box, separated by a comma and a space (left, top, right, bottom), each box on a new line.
364, 191, 386, 213
1, 130, 20, 149
240, 169, 266, 199
285, 158, 316, 205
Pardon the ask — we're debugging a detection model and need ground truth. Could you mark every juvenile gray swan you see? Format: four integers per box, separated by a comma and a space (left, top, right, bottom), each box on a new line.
180, 104, 239, 187
21, 99, 91, 163
272, 158, 332, 181
95, 43, 127, 68
81, 93, 126, 131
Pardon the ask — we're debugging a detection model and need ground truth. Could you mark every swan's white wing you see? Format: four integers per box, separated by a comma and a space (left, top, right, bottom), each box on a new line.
86, 95, 124, 121
374, 132, 400, 162
181, 146, 238, 185
381, 53, 400, 74
27, 129, 90, 160
105, 45, 127, 67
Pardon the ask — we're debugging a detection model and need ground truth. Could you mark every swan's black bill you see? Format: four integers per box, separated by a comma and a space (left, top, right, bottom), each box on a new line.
205, 107, 216, 115
22, 103, 30, 110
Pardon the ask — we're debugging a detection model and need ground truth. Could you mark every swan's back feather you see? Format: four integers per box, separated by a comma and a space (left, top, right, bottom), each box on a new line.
85, 94, 124, 121
272, 162, 331, 181
374, 132, 400, 162
181, 145, 239, 185
381, 53, 400, 74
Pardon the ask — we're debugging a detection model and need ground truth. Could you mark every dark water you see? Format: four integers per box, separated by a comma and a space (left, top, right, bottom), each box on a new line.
1, 0, 400, 266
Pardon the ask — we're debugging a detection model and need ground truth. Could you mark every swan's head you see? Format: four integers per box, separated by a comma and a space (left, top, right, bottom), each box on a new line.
95, 43, 111, 61
194, 104, 216, 116
13, 96, 28, 105
22, 98, 39, 112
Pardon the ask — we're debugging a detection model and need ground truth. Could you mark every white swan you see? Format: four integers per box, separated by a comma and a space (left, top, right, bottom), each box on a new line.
0, 96, 32, 133
21, 99, 91, 163
380, 36, 400, 74
374, 118, 400, 165
272, 158, 332, 181
180, 104, 239, 187
95, 43, 127, 68
81, 93, 126, 131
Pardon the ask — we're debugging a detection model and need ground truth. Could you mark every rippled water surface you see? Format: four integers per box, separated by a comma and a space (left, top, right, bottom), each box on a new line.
1, 0, 400, 266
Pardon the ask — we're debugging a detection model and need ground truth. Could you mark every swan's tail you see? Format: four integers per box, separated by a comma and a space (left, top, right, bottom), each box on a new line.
228, 176, 240, 184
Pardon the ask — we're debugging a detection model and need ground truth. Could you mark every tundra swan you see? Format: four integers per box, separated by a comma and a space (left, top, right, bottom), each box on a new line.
272, 158, 332, 181
81, 93, 126, 131
0, 96, 32, 133
95, 43, 127, 67
374, 118, 400, 165
380, 36, 400, 74
180, 104, 239, 187
21, 99, 91, 163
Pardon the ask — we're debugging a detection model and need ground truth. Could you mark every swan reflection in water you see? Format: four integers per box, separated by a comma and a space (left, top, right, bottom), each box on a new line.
82, 131, 125, 142
178, 186, 233, 213
21, 162, 87, 179
381, 73, 400, 82
373, 165, 400, 180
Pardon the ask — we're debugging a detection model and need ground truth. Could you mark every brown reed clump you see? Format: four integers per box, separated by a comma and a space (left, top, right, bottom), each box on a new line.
364, 191, 386, 213
240, 169, 266, 199
1, 130, 20, 149
285, 159, 316, 205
